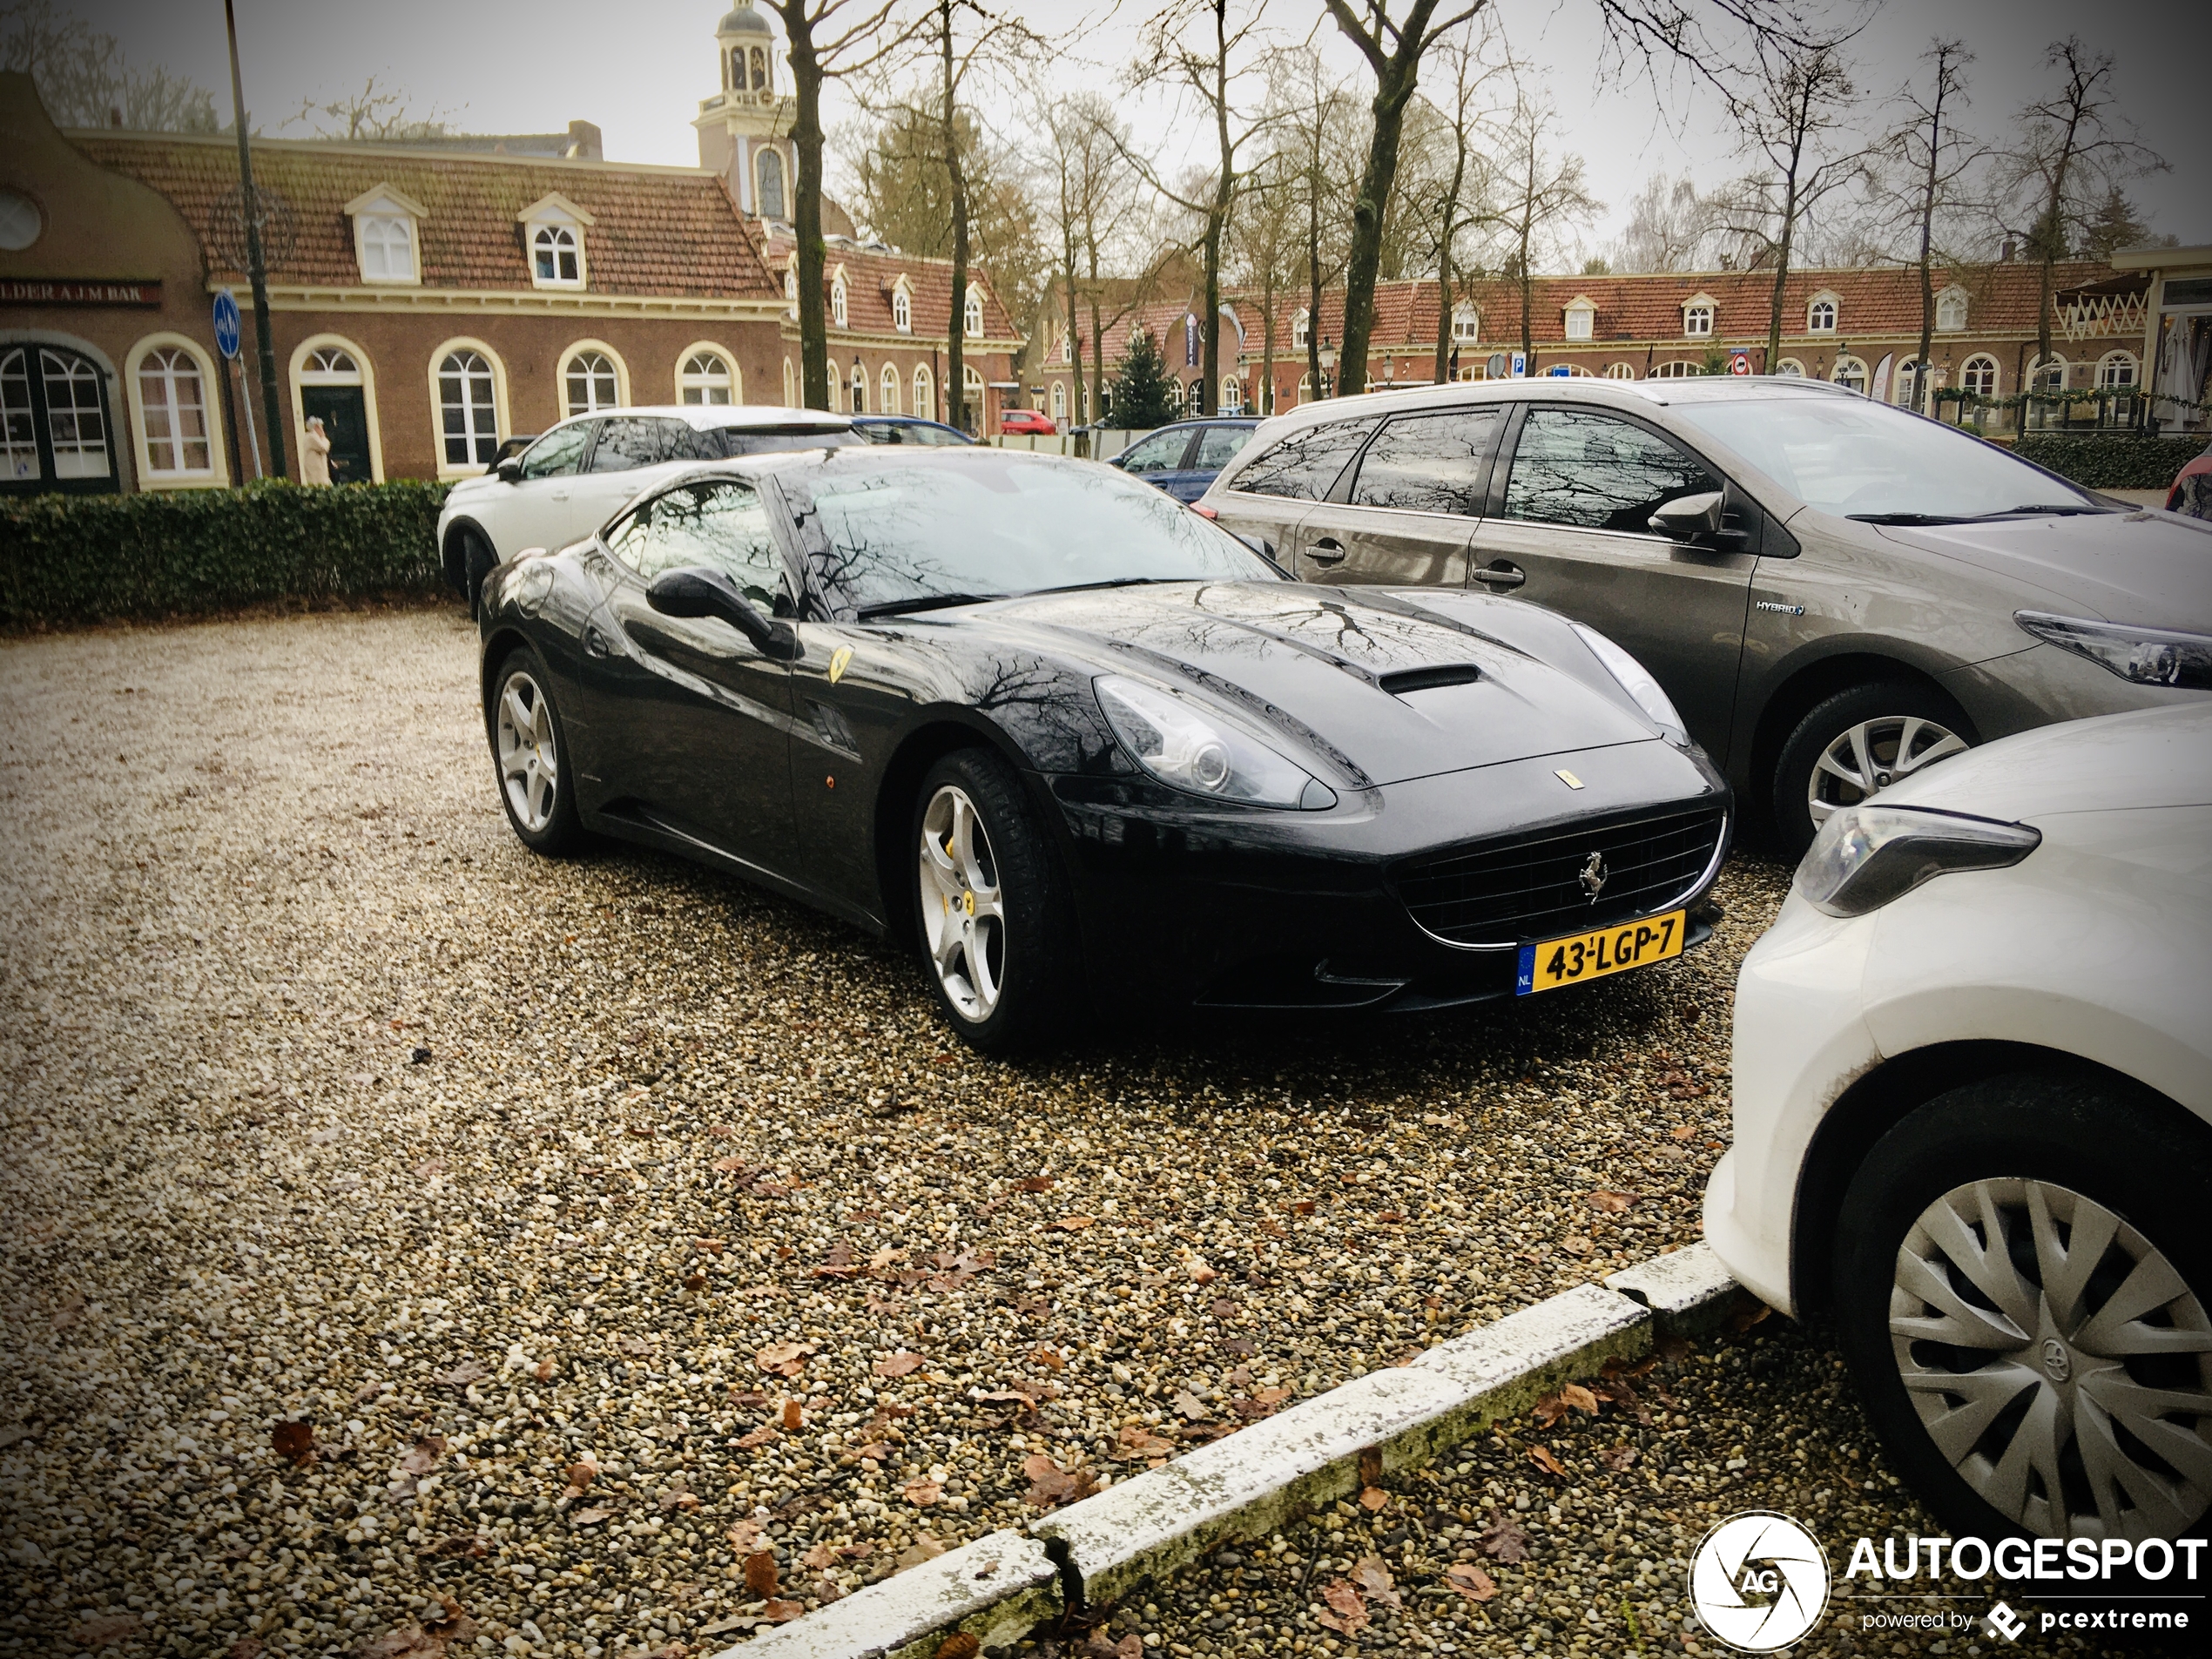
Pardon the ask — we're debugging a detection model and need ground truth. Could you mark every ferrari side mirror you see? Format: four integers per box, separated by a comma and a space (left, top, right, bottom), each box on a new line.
646, 567, 799, 659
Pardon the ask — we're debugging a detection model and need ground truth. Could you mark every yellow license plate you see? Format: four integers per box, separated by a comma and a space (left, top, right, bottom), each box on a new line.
1516, 909, 1685, 995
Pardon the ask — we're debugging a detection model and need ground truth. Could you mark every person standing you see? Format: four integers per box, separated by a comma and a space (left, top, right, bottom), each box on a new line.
301, 415, 333, 486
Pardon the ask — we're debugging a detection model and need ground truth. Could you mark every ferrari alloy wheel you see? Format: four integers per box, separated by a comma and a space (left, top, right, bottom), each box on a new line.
919, 783, 1006, 1023
488, 649, 583, 854
908, 748, 1079, 1052
1774, 682, 1972, 856
1835, 1072, 2212, 1545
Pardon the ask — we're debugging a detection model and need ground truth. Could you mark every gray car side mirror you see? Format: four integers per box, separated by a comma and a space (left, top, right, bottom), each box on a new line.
646, 567, 799, 659
1649, 491, 1724, 537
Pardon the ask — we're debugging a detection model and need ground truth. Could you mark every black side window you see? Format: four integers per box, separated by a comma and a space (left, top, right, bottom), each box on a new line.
1502, 408, 1720, 532
605, 481, 787, 612
518, 421, 590, 480
587, 417, 669, 473
1349, 408, 1503, 516
666, 421, 725, 462
1231, 416, 1383, 501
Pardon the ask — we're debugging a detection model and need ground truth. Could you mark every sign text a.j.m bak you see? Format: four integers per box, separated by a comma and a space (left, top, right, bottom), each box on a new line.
0, 278, 164, 307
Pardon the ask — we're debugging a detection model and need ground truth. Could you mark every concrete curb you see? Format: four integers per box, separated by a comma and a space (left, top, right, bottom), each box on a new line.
713, 1245, 1739, 1659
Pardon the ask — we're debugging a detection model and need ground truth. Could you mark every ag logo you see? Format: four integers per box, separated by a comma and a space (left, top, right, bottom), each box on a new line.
1689, 1511, 1830, 1652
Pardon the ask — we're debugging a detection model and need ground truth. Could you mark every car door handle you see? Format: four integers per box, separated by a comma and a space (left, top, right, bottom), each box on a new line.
583, 624, 616, 658
1308, 537, 1346, 564
550, 488, 570, 502
1473, 561, 1526, 590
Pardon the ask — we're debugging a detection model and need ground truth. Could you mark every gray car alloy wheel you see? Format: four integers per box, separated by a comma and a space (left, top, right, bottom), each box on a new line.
1808, 713, 1966, 826
918, 783, 1006, 1023
1889, 1176, 2212, 1540
496, 668, 560, 834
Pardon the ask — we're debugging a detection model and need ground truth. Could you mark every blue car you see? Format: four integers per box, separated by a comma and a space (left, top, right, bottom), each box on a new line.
852, 415, 974, 446
1107, 418, 1259, 502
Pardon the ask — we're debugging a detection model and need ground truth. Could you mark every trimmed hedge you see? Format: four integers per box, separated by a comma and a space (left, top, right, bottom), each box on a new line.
0, 478, 451, 628
2013, 434, 2201, 493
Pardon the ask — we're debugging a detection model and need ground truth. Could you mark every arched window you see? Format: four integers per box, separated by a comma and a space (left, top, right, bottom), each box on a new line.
1935, 290, 1968, 333
1221, 376, 1243, 414
965, 289, 985, 338
1292, 310, 1311, 350
880, 363, 901, 415
1895, 359, 1924, 406
1773, 358, 1805, 378
1683, 302, 1714, 337
892, 287, 911, 333
1050, 381, 1066, 421
1649, 360, 1705, 378
850, 364, 867, 413
532, 225, 581, 286
437, 347, 500, 469
1604, 362, 1636, 381
679, 349, 735, 405
136, 345, 212, 477
1831, 355, 1868, 394
961, 365, 983, 428
1184, 380, 1204, 413
750, 46, 767, 90
291, 336, 381, 484
358, 215, 415, 283
2097, 351, 2137, 390
2029, 355, 2067, 393
563, 348, 621, 416
1296, 371, 1312, 403
783, 356, 795, 406
758, 149, 786, 222
9, 344, 117, 488
1077, 380, 1089, 421
831, 274, 848, 328
914, 364, 934, 421
1959, 354, 1998, 398
1807, 299, 1836, 333
783, 264, 798, 319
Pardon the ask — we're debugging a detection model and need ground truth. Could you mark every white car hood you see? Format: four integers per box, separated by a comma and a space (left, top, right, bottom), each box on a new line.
1879, 703, 2212, 820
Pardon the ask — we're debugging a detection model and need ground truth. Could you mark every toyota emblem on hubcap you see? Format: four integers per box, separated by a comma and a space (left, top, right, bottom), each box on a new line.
1579, 852, 1608, 900
2040, 1338, 2072, 1384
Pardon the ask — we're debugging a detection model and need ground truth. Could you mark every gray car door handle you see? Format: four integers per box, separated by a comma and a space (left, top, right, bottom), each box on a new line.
1473, 561, 1525, 590
1308, 537, 1346, 564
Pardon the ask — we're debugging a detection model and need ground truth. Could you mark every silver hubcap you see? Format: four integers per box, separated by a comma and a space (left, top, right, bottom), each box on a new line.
496, 670, 559, 833
1890, 1177, 2212, 1541
918, 784, 1006, 1023
1808, 714, 1966, 825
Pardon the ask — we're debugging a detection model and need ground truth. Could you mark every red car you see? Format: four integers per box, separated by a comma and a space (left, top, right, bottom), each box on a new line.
1000, 408, 1056, 435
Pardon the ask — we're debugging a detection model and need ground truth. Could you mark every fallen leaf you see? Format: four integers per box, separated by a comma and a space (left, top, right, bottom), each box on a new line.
1017, 1177, 1055, 1192
1587, 1190, 1638, 1213
935, 1635, 981, 1659
67, 1615, 138, 1648
434, 1358, 487, 1387
874, 1351, 926, 1378
398, 1434, 447, 1475
1479, 1515, 1531, 1562
570, 1507, 615, 1525
1730, 1292, 1774, 1334
736, 1423, 781, 1448
1531, 1393, 1568, 1428
903, 1480, 944, 1507
761, 1598, 806, 1622
226, 1639, 264, 1659
417, 1534, 488, 1561
1527, 1444, 1568, 1480
1669, 1124, 1696, 1141
1288, 1199, 1315, 1215
348, 1379, 388, 1406
895, 1537, 948, 1570
1171, 1389, 1211, 1421
1599, 1443, 1639, 1472
683, 1272, 710, 1291
1028, 1345, 1065, 1371
756, 1340, 819, 1377
271, 1420, 315, 1465
1022, 1453, 1097, 1508
1358, 1486, 1389, 1512
712, 1156, 747, 1173
1560, 1383, 1601, 1416
744, 1551, 780, 1597
1352, 1556, 1402, 1609
726, 1519, 765, 1552
1254, 1386, 1292, 1406
802, 1542, 839, 1571
1563, 1234, 1595, 1255
1315, 1580, 1369, 1635
1444, 1562, 1499, 1602
1051, 1215, 1095, 1231
1111, 1423, 1177, 1460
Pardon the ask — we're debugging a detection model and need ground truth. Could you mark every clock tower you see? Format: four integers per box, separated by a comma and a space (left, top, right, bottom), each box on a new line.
695, 2, 798, 225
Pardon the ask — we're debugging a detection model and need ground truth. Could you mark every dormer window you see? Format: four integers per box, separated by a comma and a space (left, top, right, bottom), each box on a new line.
518, 193, 594, 290
964, 288, 984, 338
830, 266, 849, 328
784, 263, 798, 319
892, 278, 913, 334
1453, 304, 1481, 341
345, 185, 427, 286
1935, 287, 1968, 333
1292, 309, 1310, 349
1683, 293, 1716, 337
1807, 295, 1838, 333
1561, 298, 1595, 341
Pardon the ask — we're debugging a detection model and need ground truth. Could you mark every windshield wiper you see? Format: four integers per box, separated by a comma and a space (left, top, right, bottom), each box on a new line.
1966, 503, 2114, 519
1847, 512, 1971, 525
854, 591, 1006, 619
1022, 576, 1179, 596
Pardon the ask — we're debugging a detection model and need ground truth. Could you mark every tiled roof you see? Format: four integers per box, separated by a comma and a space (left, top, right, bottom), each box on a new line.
760, 233, 1020, 341
1040, 287, 1254, 374
71, 130, 779, 299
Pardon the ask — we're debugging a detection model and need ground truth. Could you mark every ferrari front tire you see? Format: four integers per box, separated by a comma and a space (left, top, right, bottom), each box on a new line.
488, 646, 584, 856
912, 748, 1078, 1053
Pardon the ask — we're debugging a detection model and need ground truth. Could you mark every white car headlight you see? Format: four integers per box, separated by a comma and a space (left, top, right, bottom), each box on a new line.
1095, 674, 1335, 809
1795, 803, 2040, 917
2015, 610, 2212, 690
1572, 623, 1688, 743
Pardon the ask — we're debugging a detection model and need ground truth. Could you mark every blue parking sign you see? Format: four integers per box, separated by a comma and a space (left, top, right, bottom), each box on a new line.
212, 290, 241, 360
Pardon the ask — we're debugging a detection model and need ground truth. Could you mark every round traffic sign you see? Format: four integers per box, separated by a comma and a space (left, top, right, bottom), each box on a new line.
212, 290, 241, 360
1729, 351, 1751, 376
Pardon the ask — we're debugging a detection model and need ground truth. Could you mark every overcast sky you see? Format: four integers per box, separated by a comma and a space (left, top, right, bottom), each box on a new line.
84, 0, 2212, 253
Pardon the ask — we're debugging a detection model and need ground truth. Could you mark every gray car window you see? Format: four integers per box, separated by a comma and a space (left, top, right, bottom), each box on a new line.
1118, 429, 1190, 474
1193, 425, 1255, 469
1502, 408, 1719, 532
1231, 416, 1384, 501
518, 422, 590, 479
588, 416, 673, 472
607, 480, 786, 611
1351, 408, 1503, 516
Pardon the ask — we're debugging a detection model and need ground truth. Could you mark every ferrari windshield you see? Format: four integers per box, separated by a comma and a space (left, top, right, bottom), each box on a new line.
782, 452, 1278, 616
1669, 396, 2104, 523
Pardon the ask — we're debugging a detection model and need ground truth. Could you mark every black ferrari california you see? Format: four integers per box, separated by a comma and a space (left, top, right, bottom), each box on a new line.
477, 448, 1730, 1049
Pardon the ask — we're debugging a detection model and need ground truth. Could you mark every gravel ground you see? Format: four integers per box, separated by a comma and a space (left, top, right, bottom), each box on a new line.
4, 608, 1789, 1659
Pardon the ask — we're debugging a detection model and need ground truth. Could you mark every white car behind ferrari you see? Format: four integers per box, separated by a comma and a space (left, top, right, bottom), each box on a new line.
1707, 704, 2211, 1544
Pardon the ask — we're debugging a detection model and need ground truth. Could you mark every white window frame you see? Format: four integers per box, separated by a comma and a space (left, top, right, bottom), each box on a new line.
850, 363, 867, 413
2028, 354, 2068, 394
880, 363, 901, 415
125, 332, 226, 488
1806, 294, 1838, 334
1934, 287, 1969, 334
913, 365, 934, 421
892, 280, 913, 334
517, 193, 594, 291
428, 336, 509, 479
677, 343, 738, 406
1050, 380, 1066, 421
1683, 302, 1715, 338
1649, 360, 1704, 379
1184, 379, 1204, 414
345, 185, 426, 287
287, 333, 384, 482
1292, 310, 1311, 350
1959, 354, 1999, 398
2096, 351, 2138, 391
559, 341, 628, 417
1603, 362, 1635, 381
783, 356, 795, 405
1773, 357, 1806, 378
1221, 376, 1243, 415
1453, 304, 1482, 342
964, 287, 985, 338
830, 266, 849, 329
1831, 354, 1869, 395
1561, 299, 1593, 342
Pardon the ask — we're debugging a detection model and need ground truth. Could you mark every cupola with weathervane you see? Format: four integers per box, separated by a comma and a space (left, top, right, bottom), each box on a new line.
693, 2, 853, 235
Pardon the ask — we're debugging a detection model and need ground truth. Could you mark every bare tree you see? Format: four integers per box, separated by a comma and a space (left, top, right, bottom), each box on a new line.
1263, 44, 1359, 400
1037, 94, 1143, 422
291, 75, 459, 142
1487, 94, 1599, 364
3, 0, 216, 131
1993, 37, 2168, 383
1608, 172, 1714, 272
1227, 146, 1300, 413
1399, 28, 1506, 382
768, 0, 912, 411
1889, 40, 1976, 411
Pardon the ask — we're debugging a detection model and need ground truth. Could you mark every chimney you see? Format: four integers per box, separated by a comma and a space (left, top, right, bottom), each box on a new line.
567, 119, 604, 161
2000, 239, 2014, 264
109, 105, 122, 127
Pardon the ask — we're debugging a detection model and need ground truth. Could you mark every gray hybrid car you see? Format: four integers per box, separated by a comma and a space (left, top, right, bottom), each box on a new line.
1198, 376, 2212, 851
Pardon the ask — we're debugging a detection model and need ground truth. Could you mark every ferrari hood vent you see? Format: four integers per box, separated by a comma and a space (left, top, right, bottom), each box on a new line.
1378, 663, 1482, 697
